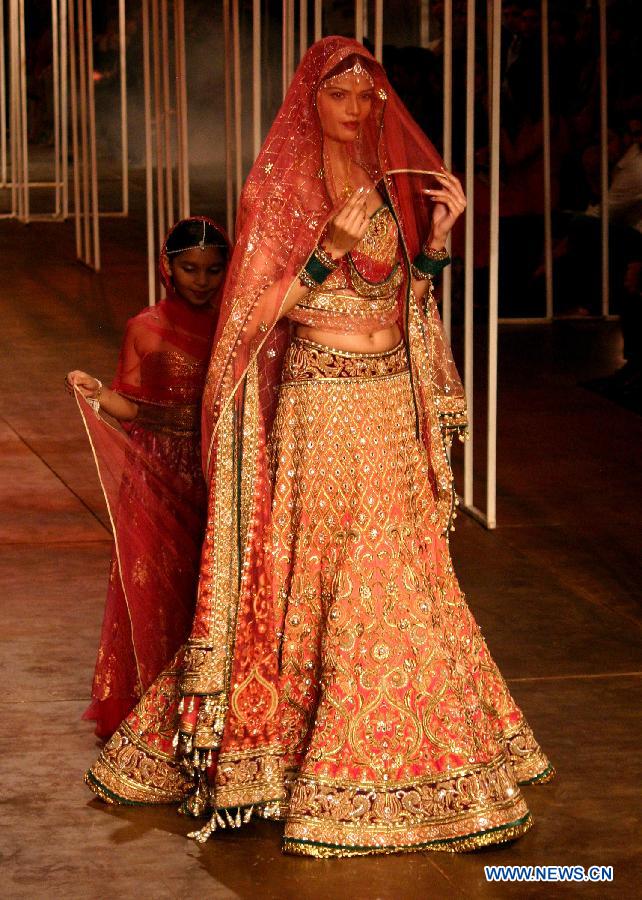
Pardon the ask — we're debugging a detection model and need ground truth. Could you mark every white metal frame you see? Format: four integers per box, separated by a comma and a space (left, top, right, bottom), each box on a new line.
2, 0, 128, 232
141, 0, 192, 303
498, 0, 611, 324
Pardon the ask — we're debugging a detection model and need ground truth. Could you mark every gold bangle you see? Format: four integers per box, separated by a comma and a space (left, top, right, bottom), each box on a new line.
421, 245, 449, 260
411, 264, 432, 281
298, 267, 319, 289
87, 379, 103, 415
314, 244, 340, 271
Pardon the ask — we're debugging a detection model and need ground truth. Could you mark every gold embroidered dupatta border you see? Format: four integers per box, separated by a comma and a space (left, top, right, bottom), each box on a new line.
179, 361, 261, 727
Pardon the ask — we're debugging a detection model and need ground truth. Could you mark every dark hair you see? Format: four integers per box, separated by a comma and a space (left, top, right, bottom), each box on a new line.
165, 218, 229, 259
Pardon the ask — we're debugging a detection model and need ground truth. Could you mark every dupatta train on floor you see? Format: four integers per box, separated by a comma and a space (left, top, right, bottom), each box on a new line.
86, 39, 552, 856
79, 218, 229, 738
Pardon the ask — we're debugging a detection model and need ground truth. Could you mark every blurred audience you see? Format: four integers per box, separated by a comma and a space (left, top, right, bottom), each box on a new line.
384, 0, 641, 336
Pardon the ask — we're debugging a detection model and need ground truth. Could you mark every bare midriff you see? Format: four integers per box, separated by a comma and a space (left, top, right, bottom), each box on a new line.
294, 322, 402, 353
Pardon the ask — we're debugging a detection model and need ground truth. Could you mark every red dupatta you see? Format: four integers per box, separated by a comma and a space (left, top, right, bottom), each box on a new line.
176, 39, 467, 790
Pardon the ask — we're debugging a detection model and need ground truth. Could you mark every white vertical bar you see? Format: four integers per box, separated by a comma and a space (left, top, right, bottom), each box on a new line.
60, 0, 69, 217
223, 0, 234, 236
374, 0, 383, 62
299, 0, 307, 58
77, 0, 90, 259
314, 0, 322, 42
175, 0, 190, 217
463, 0, 475, 508
151, 0, 166, 247
13, 0, 21, 216
119, 0, 129, 216
253, 0, 261, 159
486, 0, 501, 529
68, 0, 81, 255
142, 0, 156, 304
281, 0, 287, 97
541, 0, 553, 319
420, 0, 430, 47
9, 0, 17, 214
288, 0, 295, 83
232, 0, 242, 195
441, 0, 453, 338
85, 0, 100, 269
52, 0, 61, 216
0, 0, 6, 186
599, 0, 609, 318
18, 0, 29, 221
160, 0, 173, 229
355, 0, 364, 43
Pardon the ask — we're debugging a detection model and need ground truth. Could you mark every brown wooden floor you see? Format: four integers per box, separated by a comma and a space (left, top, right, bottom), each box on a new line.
1, 216, 640, 899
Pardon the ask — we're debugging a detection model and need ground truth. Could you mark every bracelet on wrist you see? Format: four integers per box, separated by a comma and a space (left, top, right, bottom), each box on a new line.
314, 244, 340, 271
412, 247, 451, 278
87, 379, 103, 415
422, 244, 450, 260
299, 244, 339, 289
410, 263, 433, 282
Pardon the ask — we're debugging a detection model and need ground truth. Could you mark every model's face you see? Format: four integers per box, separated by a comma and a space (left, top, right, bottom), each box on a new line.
316, 72, 374, 143
169, 246, 226, 306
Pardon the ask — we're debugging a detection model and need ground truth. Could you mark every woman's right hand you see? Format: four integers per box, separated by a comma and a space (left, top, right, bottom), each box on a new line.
324, 187, 372, 258
65, 370, 100, 397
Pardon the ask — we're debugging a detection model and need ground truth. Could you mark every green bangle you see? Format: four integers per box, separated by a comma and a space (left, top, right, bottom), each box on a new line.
303, 252, 333, 286
412, 250, 451, 277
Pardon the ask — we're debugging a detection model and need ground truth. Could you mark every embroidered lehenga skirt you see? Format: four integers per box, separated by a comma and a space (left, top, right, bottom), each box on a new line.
269, 337, 552, 856
86, 336, 552, 856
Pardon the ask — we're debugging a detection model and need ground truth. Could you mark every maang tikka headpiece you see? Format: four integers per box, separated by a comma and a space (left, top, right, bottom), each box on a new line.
321, 59, 375, 90
166, 219, 212, 255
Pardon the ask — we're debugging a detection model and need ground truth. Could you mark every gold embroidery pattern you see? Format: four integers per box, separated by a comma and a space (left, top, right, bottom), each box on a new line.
284, 753, 529, 854
214, 746, 285, 809
135, 401, 200, 435
505, 720, 555, 784
282, 337, 408, 383
86, 661, 193, 804
284, 815, 532, 857
179, 372, 240, 711
266, 360, 552, 854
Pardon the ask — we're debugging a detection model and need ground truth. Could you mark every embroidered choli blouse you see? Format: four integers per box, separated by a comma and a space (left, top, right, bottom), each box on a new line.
288, 204, 404, 334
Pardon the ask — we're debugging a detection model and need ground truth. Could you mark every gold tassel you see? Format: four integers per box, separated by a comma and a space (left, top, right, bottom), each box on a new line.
187, 814, 217, 843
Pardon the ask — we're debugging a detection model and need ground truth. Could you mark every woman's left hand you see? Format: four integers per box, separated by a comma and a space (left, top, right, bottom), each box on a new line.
423, 169, 466, 246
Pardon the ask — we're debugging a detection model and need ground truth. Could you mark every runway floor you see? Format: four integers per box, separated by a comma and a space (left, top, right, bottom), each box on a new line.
1, 216, 640, 899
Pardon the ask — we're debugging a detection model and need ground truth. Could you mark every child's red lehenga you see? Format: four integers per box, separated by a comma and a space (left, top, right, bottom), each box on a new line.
85, 38, 553, 858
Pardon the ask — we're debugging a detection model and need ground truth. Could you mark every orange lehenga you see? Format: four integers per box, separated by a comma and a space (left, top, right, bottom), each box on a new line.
85, 37, 552, 858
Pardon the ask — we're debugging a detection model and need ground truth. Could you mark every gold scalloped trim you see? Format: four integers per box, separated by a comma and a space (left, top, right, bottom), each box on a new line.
84, 771, 117, 805
523, 764, 556, 785
283, 815, 533, 858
